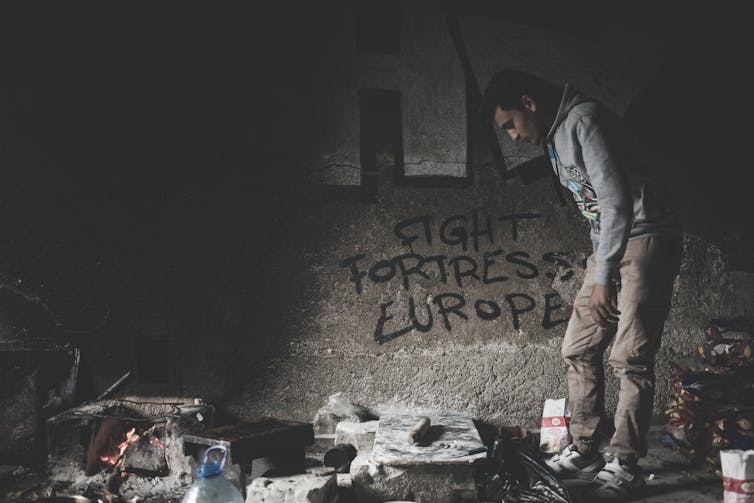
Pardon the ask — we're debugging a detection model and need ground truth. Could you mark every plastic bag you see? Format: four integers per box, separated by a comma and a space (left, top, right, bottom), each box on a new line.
478, 433, 572, 503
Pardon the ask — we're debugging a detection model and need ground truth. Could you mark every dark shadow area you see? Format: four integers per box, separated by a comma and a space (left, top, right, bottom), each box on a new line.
360, 89, 403, 198
445, 0, 609, 43
624, 9, 753, 270
355, 0, 402, 55
414, 425, 445, 446
0, 4, 333, 408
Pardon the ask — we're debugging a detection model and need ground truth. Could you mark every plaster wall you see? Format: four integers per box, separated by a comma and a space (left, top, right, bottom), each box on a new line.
223, 2, 753, 428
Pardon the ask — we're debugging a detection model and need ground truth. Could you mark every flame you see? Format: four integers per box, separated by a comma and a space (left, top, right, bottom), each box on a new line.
99, 427, 140, 466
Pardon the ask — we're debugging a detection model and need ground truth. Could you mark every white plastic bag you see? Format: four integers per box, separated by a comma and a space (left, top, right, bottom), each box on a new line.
721, 449, 754, 502
539, 398, 571, 454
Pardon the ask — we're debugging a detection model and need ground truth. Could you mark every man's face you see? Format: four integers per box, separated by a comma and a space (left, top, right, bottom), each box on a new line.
493, 96, 543, 145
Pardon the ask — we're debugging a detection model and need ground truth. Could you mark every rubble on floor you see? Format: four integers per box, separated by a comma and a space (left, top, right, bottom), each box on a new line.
346, 413, 486, 503
247, 469, 338, 503
334, 420, 378, 455
663, 318, 754, 475
0, 388, 734, 502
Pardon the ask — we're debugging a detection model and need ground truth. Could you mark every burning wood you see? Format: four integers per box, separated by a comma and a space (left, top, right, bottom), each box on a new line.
48, 398, 215, 499
122, 423, 169, 477
99, 427, 140, 467
87, 418, 133, 474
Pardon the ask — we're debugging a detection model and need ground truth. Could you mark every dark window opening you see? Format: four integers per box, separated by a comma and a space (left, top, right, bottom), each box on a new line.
359, 88, 403, 200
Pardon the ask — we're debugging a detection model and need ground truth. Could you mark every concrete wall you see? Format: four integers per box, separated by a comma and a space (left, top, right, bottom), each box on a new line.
0, 3, 751, 433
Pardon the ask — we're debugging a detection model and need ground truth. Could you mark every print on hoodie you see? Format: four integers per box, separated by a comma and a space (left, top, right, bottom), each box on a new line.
547, 142, 600, 224
565, 165, 599, 223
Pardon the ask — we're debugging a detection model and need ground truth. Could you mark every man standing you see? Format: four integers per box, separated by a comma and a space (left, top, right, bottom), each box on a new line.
482, 70, 682, 500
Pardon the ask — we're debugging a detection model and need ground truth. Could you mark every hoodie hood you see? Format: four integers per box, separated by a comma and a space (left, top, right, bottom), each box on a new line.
546, 83, 592, 140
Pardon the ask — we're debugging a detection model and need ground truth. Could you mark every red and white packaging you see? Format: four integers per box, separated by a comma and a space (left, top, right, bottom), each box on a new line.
539, 398, 572, 454
721, 449, 754, 502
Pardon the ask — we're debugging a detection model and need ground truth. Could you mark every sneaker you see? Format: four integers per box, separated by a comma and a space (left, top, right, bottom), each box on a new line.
585, 458, 647, 501
544, 444, 606, 480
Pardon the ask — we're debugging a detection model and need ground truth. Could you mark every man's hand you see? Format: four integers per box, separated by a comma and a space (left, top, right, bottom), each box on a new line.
589, 283, 620, 327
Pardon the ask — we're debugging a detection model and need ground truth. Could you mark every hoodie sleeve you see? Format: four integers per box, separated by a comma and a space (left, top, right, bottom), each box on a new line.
576, 112, 633, 285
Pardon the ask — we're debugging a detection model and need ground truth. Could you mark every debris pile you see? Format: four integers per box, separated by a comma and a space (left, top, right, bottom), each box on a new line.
663, 319, 754, 475
478, 428, 572, 503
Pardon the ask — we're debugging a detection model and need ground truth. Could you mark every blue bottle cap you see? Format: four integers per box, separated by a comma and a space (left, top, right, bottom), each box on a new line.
198, 445, 228, 478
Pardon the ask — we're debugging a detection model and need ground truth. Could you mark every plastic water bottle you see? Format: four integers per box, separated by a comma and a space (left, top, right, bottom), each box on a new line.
181, 445, 244, 503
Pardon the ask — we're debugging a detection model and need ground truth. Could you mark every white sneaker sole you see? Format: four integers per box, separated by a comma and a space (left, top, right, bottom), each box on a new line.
547, 459, 606, 481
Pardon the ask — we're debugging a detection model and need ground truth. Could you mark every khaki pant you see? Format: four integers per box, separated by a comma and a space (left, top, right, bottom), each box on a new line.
562, 234, 682, 465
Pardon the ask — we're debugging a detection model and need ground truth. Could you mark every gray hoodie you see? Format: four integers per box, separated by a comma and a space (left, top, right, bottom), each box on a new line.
546, 84, 680, 285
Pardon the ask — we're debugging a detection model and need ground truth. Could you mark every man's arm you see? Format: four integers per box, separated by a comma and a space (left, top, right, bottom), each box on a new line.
577, 112, 633, 326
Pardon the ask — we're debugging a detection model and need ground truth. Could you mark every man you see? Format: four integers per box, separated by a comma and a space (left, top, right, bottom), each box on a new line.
482, 70, 682, 500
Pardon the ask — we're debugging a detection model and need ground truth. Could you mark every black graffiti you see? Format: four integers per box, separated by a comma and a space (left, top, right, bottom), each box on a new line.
339, 254, 367, 294
394, 253, 440, 288
347, 211, 576, 343
341, 250, 559, 293
504, 293, 536, 329
434, 293, 468, 331
368, 259, 396, 283
543, 293, 569, 329
410, 295, 433, 333
481, 250, 506, 283
506, 251, 539, 279
374, 294, 465, 344
393, 210, 542, 253
374, 301, 414, 343
448, 256, 479, 287
394, 214, 433, 250
474, 299, 501, 320
374, 292, 569, 343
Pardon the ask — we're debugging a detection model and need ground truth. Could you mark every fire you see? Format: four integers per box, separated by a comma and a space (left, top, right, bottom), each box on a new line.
100, 427, 140, 466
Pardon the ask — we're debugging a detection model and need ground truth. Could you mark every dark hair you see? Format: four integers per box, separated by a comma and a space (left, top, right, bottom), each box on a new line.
480, 69, 562, 124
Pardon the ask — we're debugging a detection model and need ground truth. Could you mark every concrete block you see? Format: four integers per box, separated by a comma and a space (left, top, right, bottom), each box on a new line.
312, 393, 375, 435
246, 472, 338, 503
349, 455, 476, 503
345, 414, 484, 502
334, 420, 378, 455
371, 414, 487, 466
